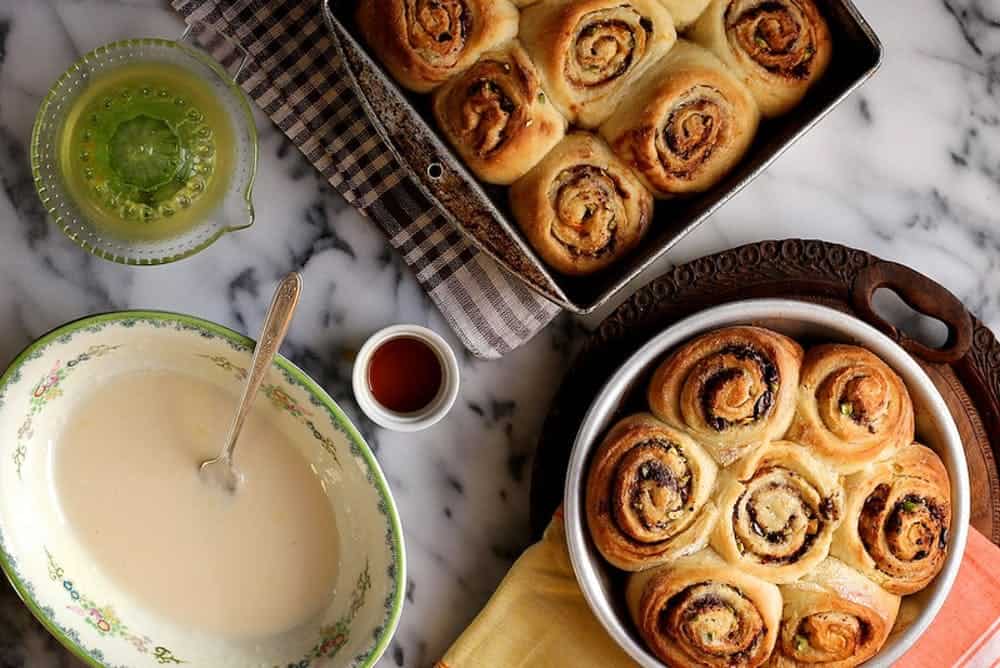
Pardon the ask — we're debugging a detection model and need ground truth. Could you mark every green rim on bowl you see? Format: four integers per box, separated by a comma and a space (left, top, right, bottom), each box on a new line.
0, 311, 405, 667
30, 32, 259, 266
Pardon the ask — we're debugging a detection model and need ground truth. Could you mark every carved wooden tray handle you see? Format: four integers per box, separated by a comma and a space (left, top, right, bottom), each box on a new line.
851, 261, 973, 364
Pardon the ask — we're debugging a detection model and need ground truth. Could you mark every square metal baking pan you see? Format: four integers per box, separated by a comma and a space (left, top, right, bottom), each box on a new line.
321, 0, 882, 314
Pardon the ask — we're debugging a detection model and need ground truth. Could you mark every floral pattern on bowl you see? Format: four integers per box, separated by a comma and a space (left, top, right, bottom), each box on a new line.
0, 312, 405, 667
12, 344, 121, 479
45, 549, 184, 664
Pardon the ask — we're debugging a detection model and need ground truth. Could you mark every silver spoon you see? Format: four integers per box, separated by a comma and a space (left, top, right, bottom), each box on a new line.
200, 272, 303, 491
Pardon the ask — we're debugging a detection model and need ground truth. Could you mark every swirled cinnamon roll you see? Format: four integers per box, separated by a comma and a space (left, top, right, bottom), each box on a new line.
585, 414, 719, 571
627, 549, 782, 667
767, 558, 900, 668
648, 326, 802, 466
831, 443, 951, 596
689, 0, 833, 117
356, 0, 519, 93
432, 42, 568, 184
787, 344, 914, 474
711, 441, 844, 584
509, 133, 653, 275
658, 0, 713, 29
599, 40, 760, 197
519, 0, 677, 128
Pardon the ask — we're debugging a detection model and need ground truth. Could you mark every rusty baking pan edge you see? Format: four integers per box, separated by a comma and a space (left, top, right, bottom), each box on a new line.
321, 1, 569, 307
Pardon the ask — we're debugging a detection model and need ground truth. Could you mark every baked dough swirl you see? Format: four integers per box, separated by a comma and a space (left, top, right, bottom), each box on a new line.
712, 441, 844, 583
787, 344, 915, 474
599, 40, 760, 197
432, 41, 568, 184
648, 326, 803, 466
831, 443, 951, 595
520, 0, 677, 128
627, 549, 782, 667
689, 0, 833, 117
356, 0, 519, 93
509, 133, 653, 275
585, 414, 719, 571
767, 557, 900, 668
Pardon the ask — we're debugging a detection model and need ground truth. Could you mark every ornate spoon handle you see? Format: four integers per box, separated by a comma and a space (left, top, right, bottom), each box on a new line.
201, 272, 302, 490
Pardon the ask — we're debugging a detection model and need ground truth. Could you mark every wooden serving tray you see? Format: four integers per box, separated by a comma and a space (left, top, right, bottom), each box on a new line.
530, 239, 1000, 546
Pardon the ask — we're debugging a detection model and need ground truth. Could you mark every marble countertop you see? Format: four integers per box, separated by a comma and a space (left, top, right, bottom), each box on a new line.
0, 0, 998, 666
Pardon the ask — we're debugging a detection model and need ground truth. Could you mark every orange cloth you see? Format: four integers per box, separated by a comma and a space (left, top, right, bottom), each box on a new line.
438, 518, 1000, 668
897, 527, 1000, 668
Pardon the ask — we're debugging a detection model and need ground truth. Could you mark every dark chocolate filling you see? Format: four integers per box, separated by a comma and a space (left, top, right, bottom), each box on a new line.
883, 494, 946, 561
467, 79, 516, 114
819, 496, 840, 522
406, 0, 470, 56
700, 345, 779, 431
664, 102, 717, 161
661, 583, 763, 662
860, 485, 948, 563
619, 439, 692, 533
724, 0, 817, 80
550, 165, 628, 259
731, 468, 827, 564
577, 20, 636, 82
462, 72, 519, 157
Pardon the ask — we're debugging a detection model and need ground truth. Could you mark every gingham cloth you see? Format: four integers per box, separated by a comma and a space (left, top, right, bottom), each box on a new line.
171, 0, 559, 359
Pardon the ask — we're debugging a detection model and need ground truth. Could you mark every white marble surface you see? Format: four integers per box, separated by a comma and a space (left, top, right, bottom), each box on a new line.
0, 0, 997, 666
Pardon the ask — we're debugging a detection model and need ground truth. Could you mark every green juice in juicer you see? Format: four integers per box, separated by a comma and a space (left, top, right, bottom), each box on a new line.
57, 61, 235, 241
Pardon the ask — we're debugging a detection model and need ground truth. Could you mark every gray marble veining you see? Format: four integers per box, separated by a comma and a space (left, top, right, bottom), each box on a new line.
0, 0, 997, 666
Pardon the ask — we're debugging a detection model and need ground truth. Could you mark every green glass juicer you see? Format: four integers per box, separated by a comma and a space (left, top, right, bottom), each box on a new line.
31, 22, 258, 265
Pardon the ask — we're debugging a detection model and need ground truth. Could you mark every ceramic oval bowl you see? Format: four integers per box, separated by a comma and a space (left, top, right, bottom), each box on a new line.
0, 312, 404, 667
564, 299, 970, 668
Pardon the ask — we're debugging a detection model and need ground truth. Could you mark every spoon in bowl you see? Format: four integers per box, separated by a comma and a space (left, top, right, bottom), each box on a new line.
200, 272, 303, 491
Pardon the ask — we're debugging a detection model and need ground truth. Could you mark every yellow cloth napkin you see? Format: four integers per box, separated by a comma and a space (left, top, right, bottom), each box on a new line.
438, 514, 1000, 668
435, 514, 635, 668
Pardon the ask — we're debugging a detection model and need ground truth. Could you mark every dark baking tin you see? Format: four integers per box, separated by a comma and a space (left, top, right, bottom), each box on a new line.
321, 0, 882, 314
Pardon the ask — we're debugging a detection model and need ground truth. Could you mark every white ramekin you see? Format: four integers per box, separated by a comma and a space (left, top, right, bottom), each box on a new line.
563, 299, 970, 668
352, 324, 460, 432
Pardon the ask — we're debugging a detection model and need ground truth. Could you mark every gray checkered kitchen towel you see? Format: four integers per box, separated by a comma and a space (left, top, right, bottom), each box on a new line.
171, 0, 559, 359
